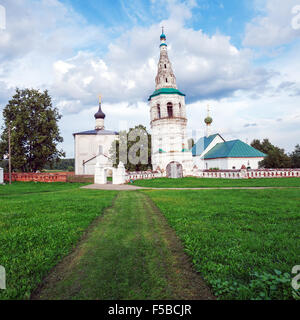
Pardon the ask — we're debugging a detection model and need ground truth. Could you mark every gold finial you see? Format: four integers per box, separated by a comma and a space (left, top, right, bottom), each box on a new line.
99, 95, 102, 104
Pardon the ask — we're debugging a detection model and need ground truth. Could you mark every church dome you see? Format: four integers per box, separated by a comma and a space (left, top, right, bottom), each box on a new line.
160, 33, 166, 40
204, 116, 213, 125
94, 103, 106, 119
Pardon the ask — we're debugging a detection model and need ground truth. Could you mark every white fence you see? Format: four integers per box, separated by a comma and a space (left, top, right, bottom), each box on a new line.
125, 171, 163, 182
125, 168, 300, 181
197, 169, 300, 179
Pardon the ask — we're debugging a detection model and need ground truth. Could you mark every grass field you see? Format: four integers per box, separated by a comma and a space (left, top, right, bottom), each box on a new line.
0, 182, 117, 300
144, 189, 300, 300
32, 192, 213, 300
132, 177, 300, 188
1, 181, 299, 300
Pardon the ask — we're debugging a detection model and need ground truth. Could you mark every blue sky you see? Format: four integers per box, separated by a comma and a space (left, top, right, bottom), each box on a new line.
0, 0, 300, 157
61, 0, 255, 47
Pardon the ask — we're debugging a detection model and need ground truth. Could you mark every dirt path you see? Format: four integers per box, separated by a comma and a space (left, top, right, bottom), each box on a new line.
32, 191, 214, 300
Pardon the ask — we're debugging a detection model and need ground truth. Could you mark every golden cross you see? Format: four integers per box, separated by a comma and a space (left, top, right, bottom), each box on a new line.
99, 95, 102, 104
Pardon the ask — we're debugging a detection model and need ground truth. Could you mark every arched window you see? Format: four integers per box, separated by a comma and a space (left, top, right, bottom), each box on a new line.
157, 105, 161, 119
166, 78, 168, 83
164, 64, 167, 68
167, 102, 173, 118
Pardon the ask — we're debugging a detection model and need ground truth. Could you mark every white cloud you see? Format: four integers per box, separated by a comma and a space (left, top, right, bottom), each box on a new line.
243, 0, 300, 47
50, 18, 273, 113
0, 0, 299, 158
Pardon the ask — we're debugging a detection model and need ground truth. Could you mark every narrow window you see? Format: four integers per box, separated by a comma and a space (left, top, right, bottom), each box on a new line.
164, 64, 167, 68
166, 78, 168, 83
157, 106, 161, 119
167, 102, 173, 118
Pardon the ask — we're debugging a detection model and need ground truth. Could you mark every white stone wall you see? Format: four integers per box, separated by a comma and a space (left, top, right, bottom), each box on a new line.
150, 94, 186, 121
152, 152, 194, 176
201, 157, 264, 170
150, 93, 193, 175
75, 133, 118, 175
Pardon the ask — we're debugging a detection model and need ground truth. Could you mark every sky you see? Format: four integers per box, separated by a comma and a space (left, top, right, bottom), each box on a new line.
0, 0, 300, 158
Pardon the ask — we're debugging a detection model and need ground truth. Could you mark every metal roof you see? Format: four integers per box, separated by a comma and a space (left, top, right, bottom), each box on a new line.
192, 134, 223, 156
73, 129, 118, 136
148, 88, 185, 101
204, 139, 266, 159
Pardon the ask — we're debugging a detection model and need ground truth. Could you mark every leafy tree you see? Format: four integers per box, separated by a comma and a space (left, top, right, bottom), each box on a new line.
251, 139, 292, 168
0, 88, 65, 172
290, 144, 300, 168
110, 125, 151, 171
43, 158, 75, 171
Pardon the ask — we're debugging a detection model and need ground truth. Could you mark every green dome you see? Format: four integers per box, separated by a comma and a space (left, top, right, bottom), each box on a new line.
204, 116, 213, 125
160, 33, 166, 39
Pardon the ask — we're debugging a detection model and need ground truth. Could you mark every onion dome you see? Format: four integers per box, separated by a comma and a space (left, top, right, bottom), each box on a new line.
94, 101, 105, 119
160, 33, 166, 40
204, 116, 213, 125
160, 27, 167, 47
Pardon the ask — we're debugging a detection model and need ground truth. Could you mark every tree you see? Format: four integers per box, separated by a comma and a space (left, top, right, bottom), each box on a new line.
43, 158, 75, 171
110, 125, 152, 172
290, 144, 300, 168
0, 88, 65, 172
251, 138, 292, 168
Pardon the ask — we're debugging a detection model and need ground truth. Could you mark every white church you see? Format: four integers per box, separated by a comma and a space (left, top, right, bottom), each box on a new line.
74, 31, 265, 178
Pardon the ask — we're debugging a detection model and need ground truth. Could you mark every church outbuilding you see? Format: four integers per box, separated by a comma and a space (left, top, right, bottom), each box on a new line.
73, 99, 118, 175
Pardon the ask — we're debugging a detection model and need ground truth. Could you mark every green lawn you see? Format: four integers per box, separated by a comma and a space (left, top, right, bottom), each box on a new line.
0, 182, 117, 300
33, 192, 213, 300
1, 182, 299, 300
132, 177, 300, 188
0, 181, 84, 196
143, 189, 300, 299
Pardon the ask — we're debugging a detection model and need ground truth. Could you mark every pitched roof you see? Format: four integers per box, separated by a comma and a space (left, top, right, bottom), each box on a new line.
73, 129, 118, 136
192, 134, 222, 156
204, 140, 266, 159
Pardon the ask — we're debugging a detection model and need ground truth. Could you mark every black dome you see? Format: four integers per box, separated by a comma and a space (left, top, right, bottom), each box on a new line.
94, 103, 106, 119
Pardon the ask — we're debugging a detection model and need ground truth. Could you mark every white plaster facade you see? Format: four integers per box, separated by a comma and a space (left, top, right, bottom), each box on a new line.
74, 133, 118, 175
149, 32, 193, 176
94, 154, 126, 185
203, 157, 264, 170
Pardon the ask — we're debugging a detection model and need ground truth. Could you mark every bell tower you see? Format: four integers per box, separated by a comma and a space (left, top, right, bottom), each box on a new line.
149, 30, 193, 177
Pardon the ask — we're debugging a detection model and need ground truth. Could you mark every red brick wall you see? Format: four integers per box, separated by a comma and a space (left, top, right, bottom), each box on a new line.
3, 172, 72, 183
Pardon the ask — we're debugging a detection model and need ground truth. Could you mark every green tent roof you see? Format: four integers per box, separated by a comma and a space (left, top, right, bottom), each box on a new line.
204, 140, 266, 159
148, 88, 185, 101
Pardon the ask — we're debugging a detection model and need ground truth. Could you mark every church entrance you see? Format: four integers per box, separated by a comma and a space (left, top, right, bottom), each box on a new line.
166, 162, 183, 179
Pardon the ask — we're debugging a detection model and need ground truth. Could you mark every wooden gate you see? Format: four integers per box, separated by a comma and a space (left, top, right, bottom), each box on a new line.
166, 162, 183, 179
